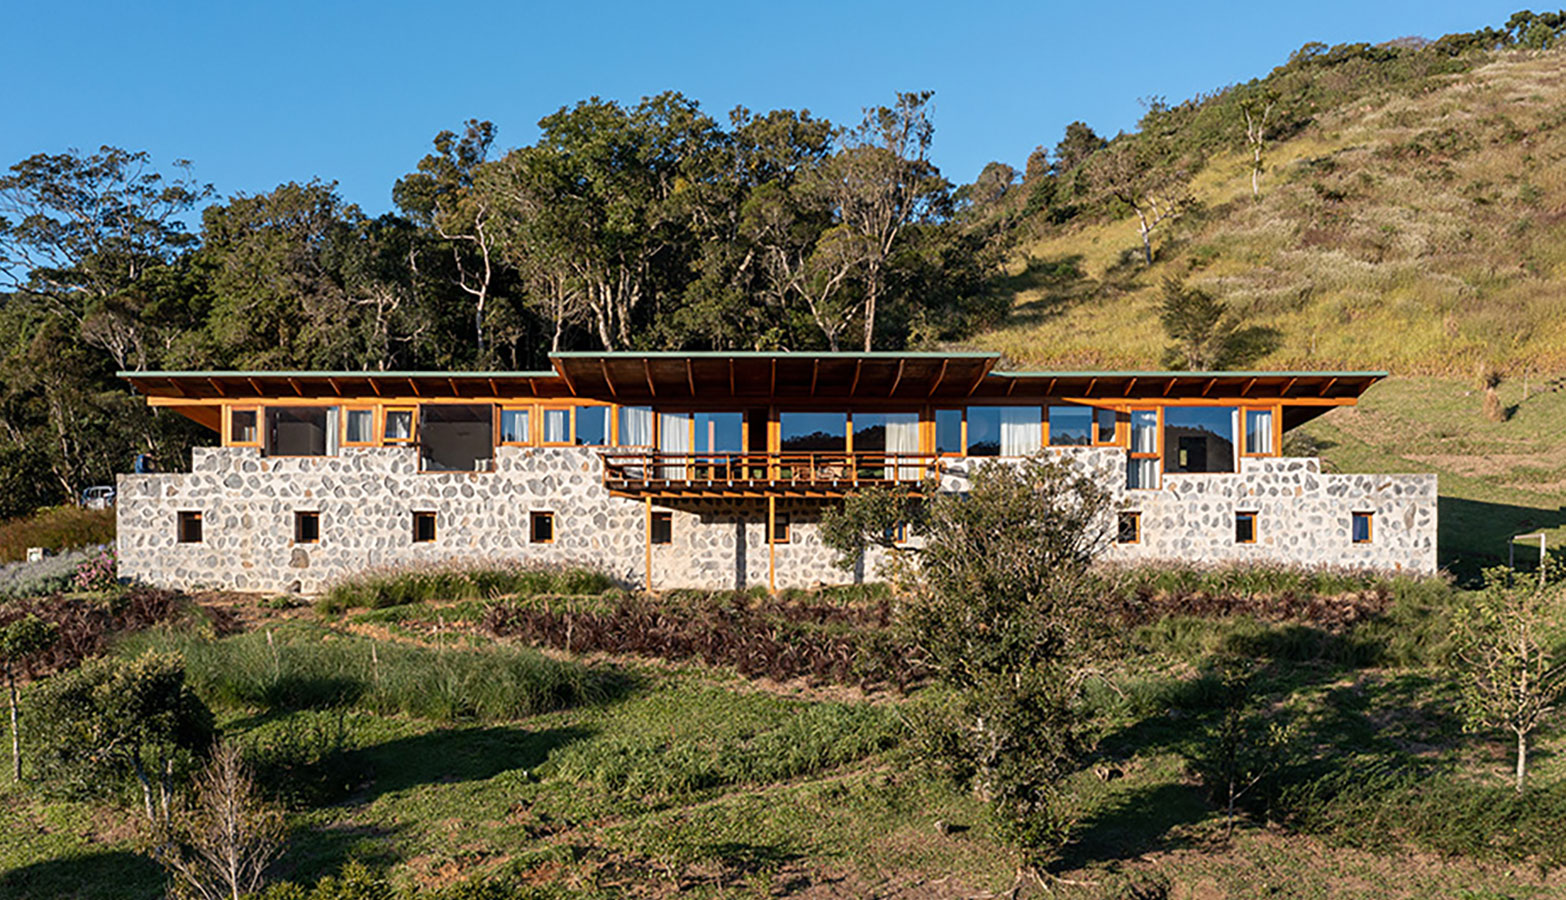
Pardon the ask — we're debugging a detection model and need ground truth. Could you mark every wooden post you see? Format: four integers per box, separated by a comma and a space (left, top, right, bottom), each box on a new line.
768, 496, 777, 595
644, 496, 653, 593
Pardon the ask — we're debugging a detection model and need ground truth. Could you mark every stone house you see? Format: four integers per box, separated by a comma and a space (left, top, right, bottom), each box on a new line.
116, 352, 1437, 593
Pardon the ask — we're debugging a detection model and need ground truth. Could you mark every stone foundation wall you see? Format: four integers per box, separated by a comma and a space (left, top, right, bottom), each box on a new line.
118, 445, 1437, 593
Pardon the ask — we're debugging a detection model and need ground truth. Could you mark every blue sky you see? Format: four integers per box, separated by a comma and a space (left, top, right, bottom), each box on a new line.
0, 1, 1528, 218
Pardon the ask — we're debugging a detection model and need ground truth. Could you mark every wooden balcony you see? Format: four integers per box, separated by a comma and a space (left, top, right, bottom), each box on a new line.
599, 451, 941, 498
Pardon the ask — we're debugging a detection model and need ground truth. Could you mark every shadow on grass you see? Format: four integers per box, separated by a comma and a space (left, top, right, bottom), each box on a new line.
997, 254, 1095, 326
1438, 495, 1566, 585
348, 724, 592, 803
1057, 781, 1209, 869
0, 850, 165, 900
274, 821, 402, 887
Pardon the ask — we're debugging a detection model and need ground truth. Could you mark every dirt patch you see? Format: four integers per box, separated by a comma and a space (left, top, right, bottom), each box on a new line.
1405, 453, 1566, 479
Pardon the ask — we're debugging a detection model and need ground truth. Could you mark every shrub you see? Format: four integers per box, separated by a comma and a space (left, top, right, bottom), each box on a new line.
0, 506, 115, 563
125, 624, 621, 722
71, 548, 117, 593
320, 561, 614, 614
27, 651, 215, 821
0, 589, 189, 674
482, 589, 921, 691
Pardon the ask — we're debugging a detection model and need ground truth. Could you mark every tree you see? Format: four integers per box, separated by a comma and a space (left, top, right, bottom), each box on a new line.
29, 651, 214, 822
823, 456, 1116, 861
1238, 88, 1278, 200
1159, 276, 1234, 370
1449, 565, 1566, 792
152, 741, 284, 900
1087, 136, 1192, 266
394, 121, 503, 361
1190, 659, 1298, 839
1052, 121, 1106, 174
815, 91, 952, 350
1, 614, 57, 781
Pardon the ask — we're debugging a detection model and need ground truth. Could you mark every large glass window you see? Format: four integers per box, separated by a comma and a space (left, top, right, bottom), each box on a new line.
542, 408, 571, 443
575, 406, 608, 446
934, 409, 963, 454
1245, 409, 1275, 455
268, 407, 334, 456
966, 407, 1001, 456
1048, 406, 1092, 446
968, 406, 1041, 456
1163, 407, 1236, 474
780, 412, 846, 452
343, 408, 375, 445
419, 404, 494, 472
1097, 408, 1118, 444
500, 408, 530, 444
694, 412, 744, 453
618, 406, 653, 446
1127, 410, 1159, 490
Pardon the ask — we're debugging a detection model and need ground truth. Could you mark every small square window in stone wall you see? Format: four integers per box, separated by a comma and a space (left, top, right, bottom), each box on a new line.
177, 511, 203, 544
650, 511, 671, 545
295, 511, 321, 544
1235, 512, 1257, 544
413, 511, 436, 543
531, 511, 555, 544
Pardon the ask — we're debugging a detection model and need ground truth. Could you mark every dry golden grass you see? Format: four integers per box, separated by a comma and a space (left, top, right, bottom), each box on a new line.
971, 48, 1566, 376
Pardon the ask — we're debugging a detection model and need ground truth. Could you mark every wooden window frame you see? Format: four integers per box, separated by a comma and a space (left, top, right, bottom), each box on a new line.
1117, 511, 1141, 545
226, 405, 262, 448
1126, 407, 1161, 491
932, 408, 965, 457
412, 511, 437, 544
1240, 405, 1282, 458
176, 510, 203, 544
1352, 511, 1374, 544
573, 403, 612, 448
650, 511, 672, 545
1094, 407, 1124, 447
530, 510, 556, 544
293, 511, 321, 545
498, 405, 535, 447
772, 513, 791, 545
382, 406, 417, 444
539, 406, 575, 447
1235, 511, 1258, 545
340, 406, 378, 448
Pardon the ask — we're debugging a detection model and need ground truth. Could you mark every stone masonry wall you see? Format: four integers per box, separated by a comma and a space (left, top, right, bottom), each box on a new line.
118, 445, 1437, 594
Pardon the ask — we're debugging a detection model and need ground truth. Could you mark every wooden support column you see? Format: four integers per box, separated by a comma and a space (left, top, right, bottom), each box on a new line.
644, 496, 653, 593
767, 496, 777, 595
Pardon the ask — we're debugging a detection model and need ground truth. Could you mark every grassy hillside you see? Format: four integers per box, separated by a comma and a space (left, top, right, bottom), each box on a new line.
964, 46, 1566, 577
973, 48, 1566, 375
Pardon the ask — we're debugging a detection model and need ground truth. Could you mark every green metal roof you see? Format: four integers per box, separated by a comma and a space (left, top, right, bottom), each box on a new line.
992, 369, 1389, 378
547, 351, 1000, 360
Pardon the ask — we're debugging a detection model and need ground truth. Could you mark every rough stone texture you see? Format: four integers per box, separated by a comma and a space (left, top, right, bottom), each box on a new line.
118, 444, 1437, 593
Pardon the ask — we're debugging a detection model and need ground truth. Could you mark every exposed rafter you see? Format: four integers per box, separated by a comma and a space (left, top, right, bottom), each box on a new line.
887, 360, 905, 397
643, 360, 656, 397
926, 359, 949, 397
599, 361, 617, 398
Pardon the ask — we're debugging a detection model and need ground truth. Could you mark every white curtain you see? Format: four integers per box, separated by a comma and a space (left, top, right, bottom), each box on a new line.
658, 411, 689, 479
1247, 409, 1274, 454
1127, 457, 1159, 490
619, 406, 653, 446
385, 410, 413, 441
325, 407, 340, 456
544, 408, 570, 443
1131, 411, 1157, 454
999, 407, 1042, 456
884, 413, 921, 480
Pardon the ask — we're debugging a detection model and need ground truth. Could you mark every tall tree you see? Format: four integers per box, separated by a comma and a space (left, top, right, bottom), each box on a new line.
1238, 87, 1279, 200
1088, 136, 1192, 266
394, 121, 503, 361
816, 91, 952, 350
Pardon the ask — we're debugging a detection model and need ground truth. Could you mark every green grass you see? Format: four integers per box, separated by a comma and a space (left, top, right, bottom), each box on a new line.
119, 623, 626, 721
318, 561, 616, 614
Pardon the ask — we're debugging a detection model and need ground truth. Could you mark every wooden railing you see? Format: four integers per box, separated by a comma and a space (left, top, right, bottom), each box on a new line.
600, 451, 941, 493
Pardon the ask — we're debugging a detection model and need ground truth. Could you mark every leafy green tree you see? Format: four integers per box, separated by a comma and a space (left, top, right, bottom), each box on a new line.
1087, 135, 1193, 266
1159, 276, 1234, 370
823, 457, 1116, 861
1450, 565, 1566, 792
1052, 121, 1106, 174
29, 651, 214, 822
1190, 659, 1299, 839
814, 91, 953, 350
1, 614, 57, 781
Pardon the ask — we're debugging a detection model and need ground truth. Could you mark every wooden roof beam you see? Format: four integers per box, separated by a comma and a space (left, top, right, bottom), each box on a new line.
369, 378, 383, 397
1124, 377, 1137, 396
643, 360, 657, 397
728, 359, 736, 395
1202, 378, 1217, 397
848, 360, 862, 396
926, 359, 949, 397
686, 359, 697, 396
288, 377, 304, 397
327, 378, 344, 397
965, 367, 987, 397
407, 377, 421, 397
809, 359, 819, 396
599, 361, 617, 398
888, 360, 905, 397
207, 377, 226, 397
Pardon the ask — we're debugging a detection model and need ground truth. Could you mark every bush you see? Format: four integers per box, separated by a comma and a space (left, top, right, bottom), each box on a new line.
0, 506, 115, 563
0, 589, 190, 674
125, 624, 622, 721
71, 548, 117, 593
319, 561, 615, 614
482, 589, 922, 691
